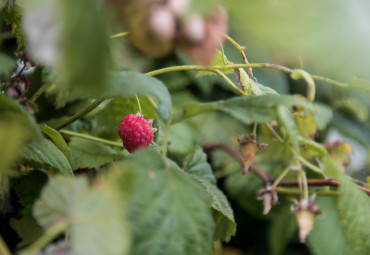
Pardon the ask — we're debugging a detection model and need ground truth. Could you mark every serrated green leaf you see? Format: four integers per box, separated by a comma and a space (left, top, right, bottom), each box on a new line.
68, 137, 124, 170
55, 0, 111, 106
33, 176, 130, 255
312, 103, 333, 130
22, 138, 73, 176
95, 97, 155, 140
277, 105, 299, 151
183, 148, 236, 242
39, 124, 71, 162
336, 171, 370, 254
0, 96, 42, 140
254, 81, 279, 95
108, 71, 172, 120
268, 204, 297, 255
110, 149, 214, 255
0, 53, 16, 75
308, 197, 361, 255
333, 98, 368, 122
183, 148, 216, 185
173, 94, 313, 124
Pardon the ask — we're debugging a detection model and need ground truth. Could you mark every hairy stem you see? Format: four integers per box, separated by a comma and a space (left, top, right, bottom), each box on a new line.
54, 96, 106, 130
60, 129, 123, 148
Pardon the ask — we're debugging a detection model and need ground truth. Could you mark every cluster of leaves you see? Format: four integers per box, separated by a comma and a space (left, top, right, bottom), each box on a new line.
0, 1, 370, 255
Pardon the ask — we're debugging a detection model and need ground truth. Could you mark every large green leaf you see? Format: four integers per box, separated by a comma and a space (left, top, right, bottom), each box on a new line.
336, 171, 370, 254
39, 124, 71, 162
94, 97, 155, 140
308, 197, 360, 255
55, 0, 111, 106
108, 71, 172, 120
110, 149, 214, 255
0, 96, 42, 139
183, 148, 236, 242
33, 176, 130, 255
68, 137, 124, 170
22, 138, 73, 176
172, 95, 312, 125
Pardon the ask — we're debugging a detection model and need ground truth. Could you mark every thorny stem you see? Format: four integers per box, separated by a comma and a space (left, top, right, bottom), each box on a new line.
301, 169, 309, 200
20, 218, 68, 255
54, 95, 106, 130
213, 69, 247, 96
60, 129, 123, 148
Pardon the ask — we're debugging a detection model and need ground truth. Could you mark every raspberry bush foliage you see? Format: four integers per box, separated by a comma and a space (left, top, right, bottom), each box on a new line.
1, 1, 370, 254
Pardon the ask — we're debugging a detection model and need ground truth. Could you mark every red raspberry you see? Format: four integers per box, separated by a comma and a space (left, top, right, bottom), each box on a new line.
118, 114, 154, 153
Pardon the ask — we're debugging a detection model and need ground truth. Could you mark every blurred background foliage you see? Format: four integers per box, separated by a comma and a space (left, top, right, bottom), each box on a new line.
0, 0, 369, 254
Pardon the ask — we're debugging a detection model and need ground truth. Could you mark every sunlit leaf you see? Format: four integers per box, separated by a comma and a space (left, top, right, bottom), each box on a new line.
347, 78, 370, 95
33, 176, 130, 255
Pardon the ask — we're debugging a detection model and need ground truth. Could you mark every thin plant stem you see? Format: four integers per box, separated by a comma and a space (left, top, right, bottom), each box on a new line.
301, 169, 309, 200
277, 187, 339, 197
30, 83, 51, 103
60, 129, 123, 148
20, 218, 68, 255
109, 32, 129, 39
135, 95, 142, 115
252, 123, 258, 136
224, 34, 253, 77
54, 95, 106, 130
271, 166, 291, 189
145, 64, 347, 88
0, 235, 11, 255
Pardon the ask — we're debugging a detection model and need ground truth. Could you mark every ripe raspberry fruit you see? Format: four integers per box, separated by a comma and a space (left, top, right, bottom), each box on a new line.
118, 114, 154, 153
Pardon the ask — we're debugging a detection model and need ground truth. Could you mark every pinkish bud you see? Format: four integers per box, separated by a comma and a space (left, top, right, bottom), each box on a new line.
149, 7, 176, 39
